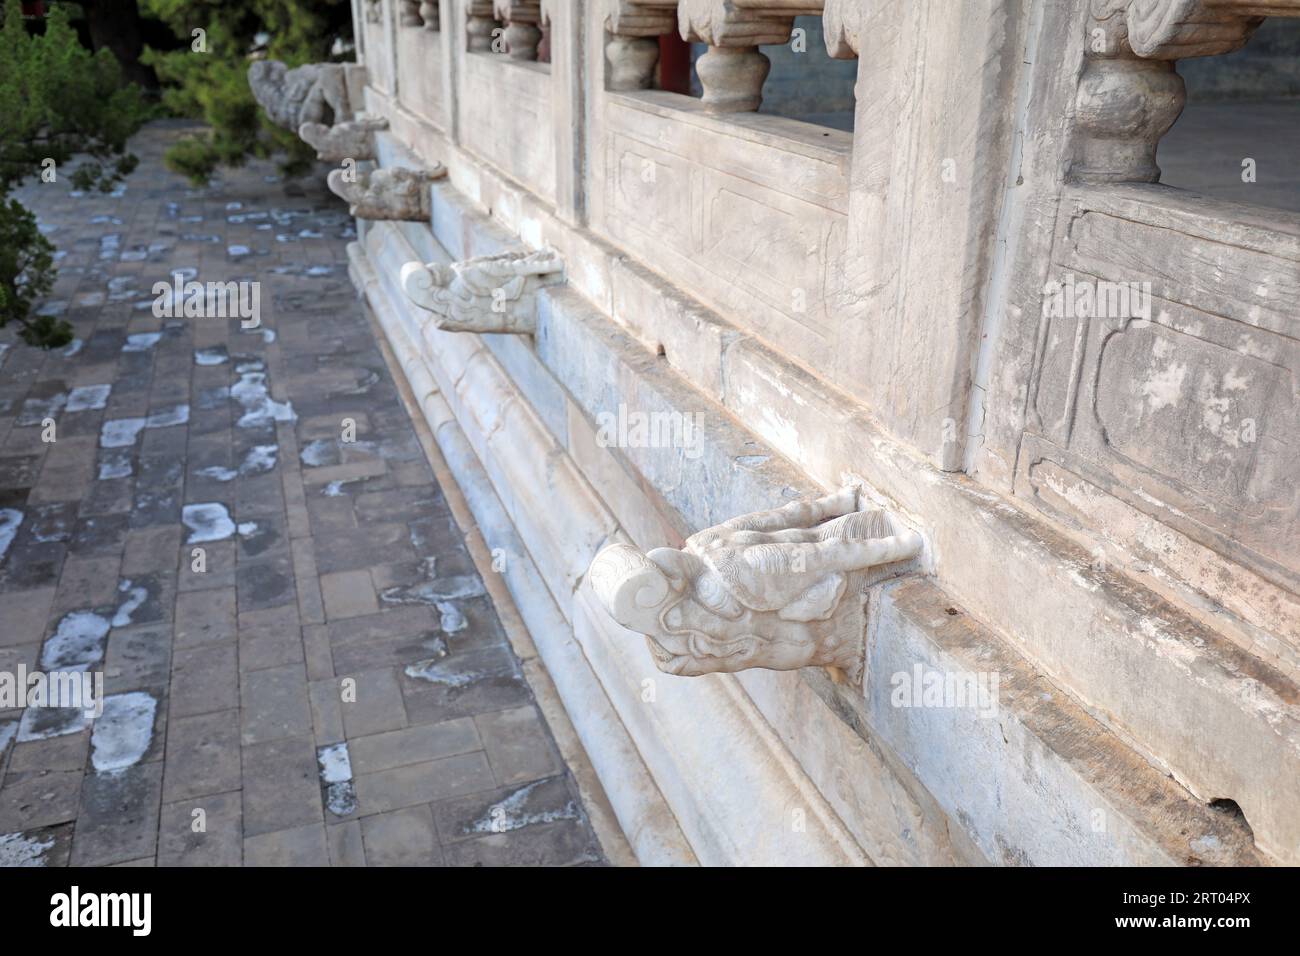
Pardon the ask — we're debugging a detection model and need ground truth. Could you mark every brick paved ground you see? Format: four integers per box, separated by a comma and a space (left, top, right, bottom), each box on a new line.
0, 121, 607, 866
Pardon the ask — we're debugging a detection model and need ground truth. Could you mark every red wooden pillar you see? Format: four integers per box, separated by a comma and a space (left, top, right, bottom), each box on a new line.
657, 32, 691, 94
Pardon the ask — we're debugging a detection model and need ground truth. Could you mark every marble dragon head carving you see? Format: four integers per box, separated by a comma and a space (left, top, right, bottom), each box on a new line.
327, 164, 447, 221
399, 249, 564, 334
300, 116, 390, 163
589, 487, 923, 680
247, 60, 363, 132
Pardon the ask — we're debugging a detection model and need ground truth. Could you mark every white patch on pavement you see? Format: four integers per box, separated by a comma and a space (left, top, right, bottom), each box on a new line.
66, 384, 111, 412
112, 580, 149, 628
467, 780, 579, 835
182, 502, 237, 543
0, 509, 22, 564
0, 831, 56, 867
90, 692, 157, 773
437, 601, 467, 634
230, 369, 296, 428
122, 332, 161, 352
40, 610, 111, 671
317, 743, 352, 784
97, 453, 133, 480
99, 418, 147, 448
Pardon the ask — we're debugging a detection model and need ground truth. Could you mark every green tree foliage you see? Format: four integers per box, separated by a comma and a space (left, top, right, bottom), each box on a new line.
141, 0, 353, 184
0, 0, 147, 347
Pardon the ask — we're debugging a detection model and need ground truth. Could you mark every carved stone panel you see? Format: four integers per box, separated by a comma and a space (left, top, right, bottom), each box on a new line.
397, 15, 448, 129
364, 0, 396, 92
459, 53, 556, 202
601, 99, 851, 376
1016, 187, 1300, 659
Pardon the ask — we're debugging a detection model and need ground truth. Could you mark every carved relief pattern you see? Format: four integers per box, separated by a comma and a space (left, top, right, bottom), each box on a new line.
589, 488, 922, 679
1012, 170, 1300, 686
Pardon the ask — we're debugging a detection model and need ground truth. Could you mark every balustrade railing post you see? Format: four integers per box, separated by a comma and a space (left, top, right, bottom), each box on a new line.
1069, 0, 1300, 183
495, 1, 544, 60
605, 1, 678, 90
467, 0, 500, 51
678, 1, 823, 112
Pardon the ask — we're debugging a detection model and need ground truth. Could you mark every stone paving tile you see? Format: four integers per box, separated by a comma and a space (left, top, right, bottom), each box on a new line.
0, 588, 55, 647
441, 820, 605, 867
353, 751, 495, 816
174, 587, 237, 646
475, 707, 564, 787
241, 735, 322, 837
0, 120, 606, 867
8, 730, 90, 775
170, 644, 238, 717
326, 818, 366, 866
104, 624, 173, 694
0, 771, 84, 832
360, 805, 442, 866
348, 718, 481, 776
240, 663, 312, 744
71, 763, 164, 866
163, 710, 241, 802
244, 822, 330, 866
240, 622, 304, 672
337, 667, 408, 739
158, 791, 243, 866
320, 569, 378, 620
308, 679, 346, 746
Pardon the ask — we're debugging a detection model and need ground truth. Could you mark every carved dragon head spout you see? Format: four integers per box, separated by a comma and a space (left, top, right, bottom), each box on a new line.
326, 164, 446, 221
299, 115, 389, 163
399, 248, 564, 335
247, 60, 365, 132
588, 488, 925, 680
590, 543, 680, 635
